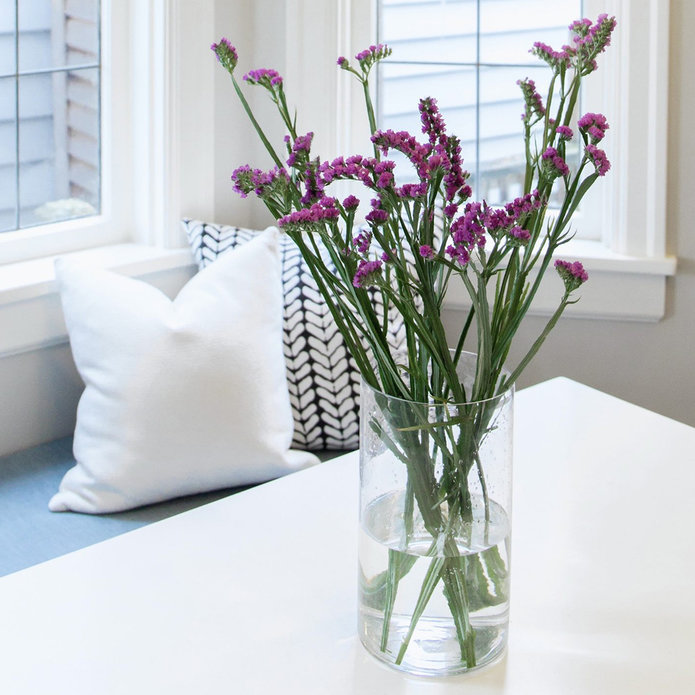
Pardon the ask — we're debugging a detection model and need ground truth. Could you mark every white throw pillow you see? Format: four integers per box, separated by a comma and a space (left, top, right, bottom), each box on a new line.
50, 229, 318, 514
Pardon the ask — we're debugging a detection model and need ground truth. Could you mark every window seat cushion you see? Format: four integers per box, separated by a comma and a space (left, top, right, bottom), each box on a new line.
0, 437, 345, 578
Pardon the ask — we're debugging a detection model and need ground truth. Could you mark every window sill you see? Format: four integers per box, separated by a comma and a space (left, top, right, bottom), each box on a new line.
0, 244, 197, 357
443, 239, 677, 322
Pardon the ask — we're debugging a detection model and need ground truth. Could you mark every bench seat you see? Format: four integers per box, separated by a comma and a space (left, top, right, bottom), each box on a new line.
0, 438, 346, 577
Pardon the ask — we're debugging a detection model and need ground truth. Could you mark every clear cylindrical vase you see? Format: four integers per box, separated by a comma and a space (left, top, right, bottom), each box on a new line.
358, 355, 514, 677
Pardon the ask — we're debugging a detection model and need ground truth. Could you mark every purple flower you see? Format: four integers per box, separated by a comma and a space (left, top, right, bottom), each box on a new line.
337, 56, 348, 67
578, 113, 609, 142
353, 260, 383, 288
556, 125, 574, 140
419, 245, 435, 259
555, 259, 589, 291
585, 144, 611, 176
541, 147, 570, 178
231, 165, 289, 199
286, 132, 314, 167
444, 203, 459, 218
342, 194, 359, 211
509, 226, 531, 245
530, 41, 571, 70
278, 198, 339, 230
211, 38, 238, 73
355, 44, 392, 73
243, 68, 283, 88
352, 230, 372, 254
569, 14, 617, 75
419, 97, 447, 146
517, 78, 546, 122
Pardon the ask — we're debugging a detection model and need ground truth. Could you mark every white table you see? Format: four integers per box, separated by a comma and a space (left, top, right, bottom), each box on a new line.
1, 378, 694, 694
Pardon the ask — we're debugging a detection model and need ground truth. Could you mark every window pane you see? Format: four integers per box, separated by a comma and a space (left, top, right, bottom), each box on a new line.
0, 1, 16, 76
479, 0, 581, 65
18, 0, 99, 72
18, 67, 99, 227
0, 77, 17, 232
379, 0, 478, 64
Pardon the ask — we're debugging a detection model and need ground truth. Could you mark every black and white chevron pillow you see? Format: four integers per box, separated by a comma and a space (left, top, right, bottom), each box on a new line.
183, 219, 405, 451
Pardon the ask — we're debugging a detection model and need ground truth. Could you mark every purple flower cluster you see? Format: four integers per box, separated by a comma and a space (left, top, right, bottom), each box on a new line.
578, 113, 609, 142
370, 101, 470, 202
531, 41, 571, 70
354, 44, 392, 72
446, 203, 487, 265
585, 144, 611, 176
231, 165, 289, 198
517, 78, 546, 122
243, 68, 283, 87
365, 199, 389, 225
569, 14, 617, 74
397, 183, 428, 199
352, 230, 372, 253
419, 245, 435, 259
542, 147, 570, 178
211, 38, 238, 73
278, 197, 340, 230
555, 259, 589, 291
530, 15, 616, 75
285, 132, 314, 167
420, 97, 447, 147
342, 194, 360, 211
353, 260, 383, 288
556, 125, 574, 140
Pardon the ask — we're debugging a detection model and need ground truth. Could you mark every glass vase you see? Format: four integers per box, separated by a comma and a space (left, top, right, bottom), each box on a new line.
357, 354, 514, 677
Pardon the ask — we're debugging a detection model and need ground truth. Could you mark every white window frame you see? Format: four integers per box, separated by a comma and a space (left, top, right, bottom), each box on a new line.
286, 0, 676, 322
0, 0, 213, 356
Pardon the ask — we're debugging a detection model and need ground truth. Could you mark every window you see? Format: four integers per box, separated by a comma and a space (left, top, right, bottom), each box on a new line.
0, 0, 101, 233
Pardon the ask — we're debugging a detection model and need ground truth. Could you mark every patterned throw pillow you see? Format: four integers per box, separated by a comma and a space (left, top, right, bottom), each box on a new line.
184, 219, 404, 451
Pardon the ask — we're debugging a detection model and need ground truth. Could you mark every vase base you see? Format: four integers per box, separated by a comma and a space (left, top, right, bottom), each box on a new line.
358, 609, 508, 677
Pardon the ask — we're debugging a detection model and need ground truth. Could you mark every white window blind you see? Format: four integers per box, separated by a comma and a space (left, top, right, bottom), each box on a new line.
0, 0, 100, 233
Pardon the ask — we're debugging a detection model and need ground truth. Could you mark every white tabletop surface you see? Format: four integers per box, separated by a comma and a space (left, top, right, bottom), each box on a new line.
1, 378, 694, 694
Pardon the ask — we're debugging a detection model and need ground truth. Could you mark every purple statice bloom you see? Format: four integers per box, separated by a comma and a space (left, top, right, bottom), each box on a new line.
286, 132, 314, 167
505, 189, 543, 221
211, 38, 238, 72
353, 259, 383, 288
585, 144, 611, 176
555, 259, 589, 291
419, 97, 447, 147
578, 113, 609, 142
342, 194, 360, 211
337, 56, 348, 67
278, 198, 339, 230
419, 245, 435, 259
231, 165, 289, 198
517, 78, 546, 122
397, 183, 428, 199
556, 125, 574, 140
365, 208, 389, 225
352, 230, 372, 254
542, 147, 570, 178
442, 135, 469, 202
446, 202, 487, 266
243, 68, 283, 87
530, 41, 571, 70
355, 44, 392, 72
509, 226, 531, 245
569, 14, 617, 75
444, 203, 459, 218
300, 164, 325, 205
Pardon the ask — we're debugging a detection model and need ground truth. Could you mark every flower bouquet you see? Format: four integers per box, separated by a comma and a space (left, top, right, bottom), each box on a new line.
212, 12, 616, 676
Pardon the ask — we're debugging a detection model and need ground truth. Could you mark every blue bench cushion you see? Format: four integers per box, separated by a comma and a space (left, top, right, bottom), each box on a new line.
0, 438, 346, 577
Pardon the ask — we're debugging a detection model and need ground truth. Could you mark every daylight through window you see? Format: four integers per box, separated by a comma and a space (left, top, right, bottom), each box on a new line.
0, 0, 101, 233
